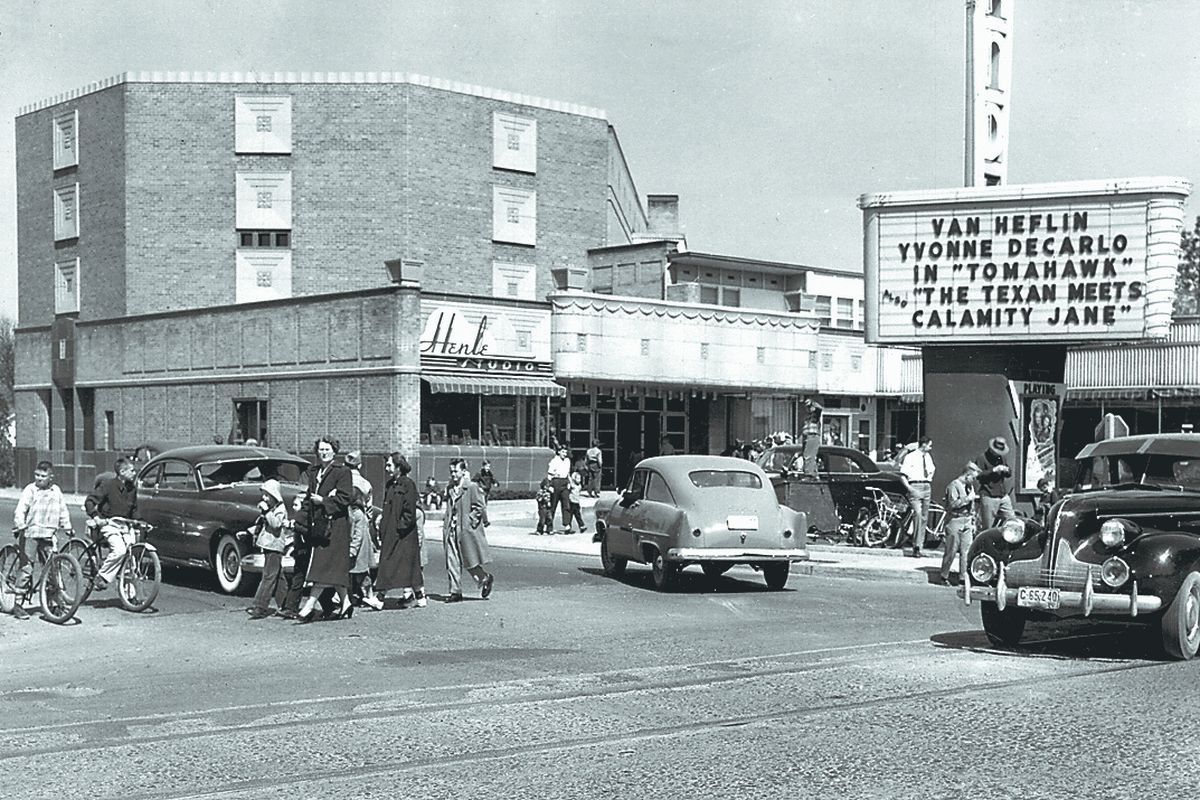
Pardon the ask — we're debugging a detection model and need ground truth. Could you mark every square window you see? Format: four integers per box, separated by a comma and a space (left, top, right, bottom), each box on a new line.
274, 232, 289, 247
235, 95, 292, 154
53, 110, 79, 170
257, 232, 272, 247
53, 184, 79, 240
240, 232, 254, 247
492, 187, 536, 245
493, 112, 537, 172
55, 258, 80, 314
699, 286, 719, 305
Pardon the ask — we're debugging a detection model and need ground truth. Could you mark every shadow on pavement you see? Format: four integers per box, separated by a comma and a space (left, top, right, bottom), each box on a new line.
932, 621, 1167, 662
577, 565, 788, 594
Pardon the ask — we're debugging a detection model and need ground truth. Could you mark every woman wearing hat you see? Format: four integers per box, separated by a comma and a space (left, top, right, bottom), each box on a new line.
978, 436, 1016, 529
247, 479, 290, 620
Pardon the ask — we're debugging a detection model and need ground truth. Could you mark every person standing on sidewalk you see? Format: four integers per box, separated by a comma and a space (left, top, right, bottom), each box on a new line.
8, 461, 73, 620
584, 440, 603, 497
442, 459, 495, 602
940, 461, 981, 584
897, 437, 935, 557
978, 436, 1015, 530
564, 461, 587, 534
545, 446, 572, 535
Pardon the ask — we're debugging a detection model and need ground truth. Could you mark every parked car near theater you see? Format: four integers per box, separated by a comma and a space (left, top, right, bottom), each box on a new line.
959, 433, 1200, 659
134, 445, 312, 594
756, 444, 910, 533
592, 455, 808, 591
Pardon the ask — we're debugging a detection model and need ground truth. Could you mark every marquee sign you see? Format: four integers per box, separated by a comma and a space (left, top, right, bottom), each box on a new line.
860, 178, 1191, 344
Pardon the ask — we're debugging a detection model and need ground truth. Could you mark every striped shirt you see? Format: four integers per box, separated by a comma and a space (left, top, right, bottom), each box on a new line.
14, 482, 72, 539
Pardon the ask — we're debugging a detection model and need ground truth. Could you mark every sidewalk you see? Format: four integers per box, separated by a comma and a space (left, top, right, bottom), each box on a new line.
0, 487, 947, 584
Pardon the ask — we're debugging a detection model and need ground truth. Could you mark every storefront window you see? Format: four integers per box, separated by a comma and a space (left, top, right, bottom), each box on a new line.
421, 384, 558, 447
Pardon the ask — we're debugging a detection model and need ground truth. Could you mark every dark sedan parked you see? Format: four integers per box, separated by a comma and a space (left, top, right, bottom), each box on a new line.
756, 444, 909, 533
135, 445, 312, 594
960, 433, 1200, 659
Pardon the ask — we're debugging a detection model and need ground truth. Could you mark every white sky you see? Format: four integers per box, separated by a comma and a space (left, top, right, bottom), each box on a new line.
2, 0, 1198, 323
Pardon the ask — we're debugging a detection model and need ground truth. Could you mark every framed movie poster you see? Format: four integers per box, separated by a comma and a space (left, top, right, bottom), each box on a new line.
1022, 397, 1058, 491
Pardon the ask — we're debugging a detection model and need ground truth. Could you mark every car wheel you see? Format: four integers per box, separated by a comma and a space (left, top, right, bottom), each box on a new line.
213, 533, 249, 595
1161, 571, 1200, 660
650, 550, 678, 592
701, 562, 732, 580
980, 601, 1027, 647
762, 562, 789, 590
600, 535, 627, 578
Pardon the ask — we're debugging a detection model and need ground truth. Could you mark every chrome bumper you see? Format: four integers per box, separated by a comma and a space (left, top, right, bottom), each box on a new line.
667, 548, 809, 562
957, 564, 1163, 617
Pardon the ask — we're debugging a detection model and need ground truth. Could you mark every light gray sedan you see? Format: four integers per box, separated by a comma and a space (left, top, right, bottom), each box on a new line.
593, 456, 808, 591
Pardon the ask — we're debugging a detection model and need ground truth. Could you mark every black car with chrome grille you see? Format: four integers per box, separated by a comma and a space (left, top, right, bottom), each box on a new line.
958, 433, 1200, 659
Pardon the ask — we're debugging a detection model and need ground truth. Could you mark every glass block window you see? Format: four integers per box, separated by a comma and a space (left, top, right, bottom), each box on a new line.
53, 110, 79, 170
640, 339, 650, 356
492, 186, 536, 245
54, 258, 80, 314
235, 250, 293, 303
235, 95, 292, 154
236, 172, 292, 229
53, 184, 79, 240
807, 350, 817, 368
516, 330, 532, 352
576, 333, 588, 353
851, 354, 863, 371
493, 112, 537, 173
821, 351, 833, 370
491, 261, 536, 300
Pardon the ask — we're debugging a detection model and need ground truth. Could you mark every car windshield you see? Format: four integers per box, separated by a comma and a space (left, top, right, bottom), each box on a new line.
755, 449, 798, 473
689, 470, 763, 489
1073, 453, 1200, 491
197, 459, 307, 489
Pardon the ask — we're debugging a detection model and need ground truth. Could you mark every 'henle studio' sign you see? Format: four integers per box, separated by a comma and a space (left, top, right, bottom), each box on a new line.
859, 178, 1191, 344
419, 303, 551, 374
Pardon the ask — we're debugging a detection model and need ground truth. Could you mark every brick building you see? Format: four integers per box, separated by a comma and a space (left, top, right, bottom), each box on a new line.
14, 71, 665, 487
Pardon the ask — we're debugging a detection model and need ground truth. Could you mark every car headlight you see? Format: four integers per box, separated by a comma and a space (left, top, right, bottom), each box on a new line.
1099, 519, 1127, 548
969, 553, 997, 584
1101, 556, 1131, 588
1001, 518, 1026, 544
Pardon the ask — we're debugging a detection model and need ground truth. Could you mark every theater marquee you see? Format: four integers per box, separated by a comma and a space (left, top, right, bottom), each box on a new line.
859, 178, 1191, 344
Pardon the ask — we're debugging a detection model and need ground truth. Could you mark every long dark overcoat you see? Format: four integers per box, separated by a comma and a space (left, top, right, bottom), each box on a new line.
304, 463, 353, 590
375, 474, 421, 592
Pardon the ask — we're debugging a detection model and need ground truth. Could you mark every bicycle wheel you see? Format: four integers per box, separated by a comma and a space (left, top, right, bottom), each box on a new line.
0, 544, 20, 614
39, 551, 84, 624
118, 543, 161, 612
858, 514, 891, 548
926, 502, 947, 543
61, 538, 99, 602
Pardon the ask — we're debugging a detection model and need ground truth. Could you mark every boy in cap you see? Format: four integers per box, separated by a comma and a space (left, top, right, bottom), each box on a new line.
940, 461, 981, 585
248, 478, 290, 619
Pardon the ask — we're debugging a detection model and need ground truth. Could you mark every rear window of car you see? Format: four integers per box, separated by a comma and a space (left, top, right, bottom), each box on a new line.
197, 459, 307, 488
689, 470, 762, 489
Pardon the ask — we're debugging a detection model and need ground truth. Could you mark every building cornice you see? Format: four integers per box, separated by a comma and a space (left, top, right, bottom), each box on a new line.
858, 176, 1191, 209
19, 71, 607, 120
550, 290, 819, 330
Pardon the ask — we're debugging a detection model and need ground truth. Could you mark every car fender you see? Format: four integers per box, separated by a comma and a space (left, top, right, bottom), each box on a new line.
780, 506, 807, 539
1120, 531, 1200, 595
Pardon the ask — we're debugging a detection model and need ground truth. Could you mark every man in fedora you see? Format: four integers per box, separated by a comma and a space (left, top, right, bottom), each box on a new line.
978, 436, 1015, 529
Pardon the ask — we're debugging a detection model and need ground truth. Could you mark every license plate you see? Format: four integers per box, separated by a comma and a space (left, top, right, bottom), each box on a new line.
726, 515, 758, 531
1017, 586, 1061, 610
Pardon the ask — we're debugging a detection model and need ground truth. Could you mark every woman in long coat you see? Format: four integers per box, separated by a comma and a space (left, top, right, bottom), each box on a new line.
297, 436, 353, 621
374, 452, 424, 607
442, 458, 494, 601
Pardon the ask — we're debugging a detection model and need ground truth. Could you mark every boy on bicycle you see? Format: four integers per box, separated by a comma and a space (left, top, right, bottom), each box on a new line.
9, 460, 73, 619
84, 457, 140, 592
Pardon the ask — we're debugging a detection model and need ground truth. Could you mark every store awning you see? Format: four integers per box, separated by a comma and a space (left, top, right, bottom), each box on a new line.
1065, 388, 1152, 402
423, 374, 566, 397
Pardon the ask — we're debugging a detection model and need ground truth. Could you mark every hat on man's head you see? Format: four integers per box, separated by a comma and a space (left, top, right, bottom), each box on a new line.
345, 450, 362, 468
989, 436, 1010, 455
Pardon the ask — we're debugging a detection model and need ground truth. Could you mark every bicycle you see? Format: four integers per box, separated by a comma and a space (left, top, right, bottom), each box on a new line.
924, 501, 947, 546
62, 517, 162, 612
0, 530, 86, 624
853, 486, 914, 548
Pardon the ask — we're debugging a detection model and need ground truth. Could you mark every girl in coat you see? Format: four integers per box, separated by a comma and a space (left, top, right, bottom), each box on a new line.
248, 479, 290, 619
296, 436, 354, 622
374, 452, 425, 608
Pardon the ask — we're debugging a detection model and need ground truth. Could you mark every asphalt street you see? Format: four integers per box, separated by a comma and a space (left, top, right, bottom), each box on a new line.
1, 499, 1197, 799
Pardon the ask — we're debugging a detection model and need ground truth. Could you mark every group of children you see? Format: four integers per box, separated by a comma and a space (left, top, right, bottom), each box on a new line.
535, 462, 587, 535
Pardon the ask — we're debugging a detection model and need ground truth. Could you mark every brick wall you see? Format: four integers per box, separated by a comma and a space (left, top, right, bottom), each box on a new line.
15, 84, 126, 327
